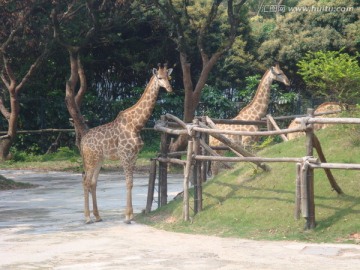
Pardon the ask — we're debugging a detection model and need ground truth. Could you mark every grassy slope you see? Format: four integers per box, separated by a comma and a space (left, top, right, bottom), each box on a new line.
138, 123, 360, 243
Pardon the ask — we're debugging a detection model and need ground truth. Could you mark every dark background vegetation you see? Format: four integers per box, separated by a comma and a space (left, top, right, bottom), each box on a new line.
0, 0, 359, 156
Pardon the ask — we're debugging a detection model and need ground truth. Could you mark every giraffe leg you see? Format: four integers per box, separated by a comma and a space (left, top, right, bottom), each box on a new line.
90, 165, 102, 222
211, 150, 224, 176
83, 172, 93, 224
123, 161, 136, 224
211, 160, 220, 176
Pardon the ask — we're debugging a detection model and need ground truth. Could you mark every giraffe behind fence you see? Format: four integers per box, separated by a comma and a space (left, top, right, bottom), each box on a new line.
209, 64, 290, 175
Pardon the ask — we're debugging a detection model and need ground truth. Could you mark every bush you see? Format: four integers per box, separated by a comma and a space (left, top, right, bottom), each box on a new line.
297, 50, 360, 104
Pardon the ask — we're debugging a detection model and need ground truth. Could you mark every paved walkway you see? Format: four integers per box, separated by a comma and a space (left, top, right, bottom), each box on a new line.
0, 170, 359, 269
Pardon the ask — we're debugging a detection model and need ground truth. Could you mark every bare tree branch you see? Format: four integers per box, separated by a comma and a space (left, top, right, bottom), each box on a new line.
0, 95, 10, 120
0, 66, 10, 90
2, 56, 16, 90
51, 6, 80, 52
15, 45, 50, 93
75, 56, 87, 107
197, 0, 222, 65
52, 0, 99, 51
0, 9, 31, 53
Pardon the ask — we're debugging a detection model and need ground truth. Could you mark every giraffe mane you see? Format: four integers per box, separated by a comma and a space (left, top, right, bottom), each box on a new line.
233, 69, 271, 119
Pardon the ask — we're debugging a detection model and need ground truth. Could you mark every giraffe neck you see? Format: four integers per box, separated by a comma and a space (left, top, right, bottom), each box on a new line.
235, 70, 273, 121
115, 75, 160, 132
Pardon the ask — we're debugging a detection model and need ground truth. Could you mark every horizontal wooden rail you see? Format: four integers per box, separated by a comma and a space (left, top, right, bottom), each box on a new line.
194, 155, 319, 163
154, 124, 188, 135
0, 129, 75, 134
310, 163, 360, 170
295, 117, 360, 125
0, 127, 155, 135
157, 157, 186, 165
192, 126, 306, 136
209, 118, 267, 126
262, 109, 342, 121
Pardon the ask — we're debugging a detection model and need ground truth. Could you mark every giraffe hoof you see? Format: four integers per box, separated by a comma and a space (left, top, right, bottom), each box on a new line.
85, 219, 93, 224
123, 219, 132, 224
95, 217, 103, 222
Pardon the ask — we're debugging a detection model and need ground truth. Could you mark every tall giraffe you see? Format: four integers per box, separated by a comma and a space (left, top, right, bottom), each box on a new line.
80, 64, 173, 224
210, 64, 290, 174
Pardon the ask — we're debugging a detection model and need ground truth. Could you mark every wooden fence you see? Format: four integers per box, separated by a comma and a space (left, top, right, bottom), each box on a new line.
146, 108, 360, 230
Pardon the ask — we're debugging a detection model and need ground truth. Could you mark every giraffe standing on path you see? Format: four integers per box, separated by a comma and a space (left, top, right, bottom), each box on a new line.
209, 64, 290, 175
80, 65, 173, 224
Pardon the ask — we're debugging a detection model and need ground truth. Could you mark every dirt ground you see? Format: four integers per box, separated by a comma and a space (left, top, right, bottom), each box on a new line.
0, 170, 359, 269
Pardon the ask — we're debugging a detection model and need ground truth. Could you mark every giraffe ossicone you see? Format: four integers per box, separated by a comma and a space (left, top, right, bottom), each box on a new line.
80, 64, 173, 224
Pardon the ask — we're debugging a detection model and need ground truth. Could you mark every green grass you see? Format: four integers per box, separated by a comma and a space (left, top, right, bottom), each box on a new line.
0, 174, 36, 190
137, 123, 360, 244
0, 146, 156, 172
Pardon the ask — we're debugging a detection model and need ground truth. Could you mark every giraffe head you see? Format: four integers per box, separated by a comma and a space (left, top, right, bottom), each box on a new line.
270, 63, 290, 86
152, 64, 173, 92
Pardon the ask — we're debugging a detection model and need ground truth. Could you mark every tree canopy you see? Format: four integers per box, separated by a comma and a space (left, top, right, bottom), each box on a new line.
258, 0, 360, 67
0, 0, 359, 156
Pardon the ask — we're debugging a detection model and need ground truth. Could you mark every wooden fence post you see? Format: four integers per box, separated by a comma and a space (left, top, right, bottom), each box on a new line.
146, 159, 157, 213
183, 140, 194, 221
305, 108, 316, 229
294, 162, 301, 220
266, 114, 288, 142
201, 116, 208, 183
300, 159, 309, 219
192, 119, 202, 213
159, 115, 169, 207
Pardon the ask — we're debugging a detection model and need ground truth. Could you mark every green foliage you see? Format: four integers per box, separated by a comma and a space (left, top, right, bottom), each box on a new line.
297, 50, 360, 103
200, 85, 237, 118
258, 0, 360, 68
41, 147, 80, 162
237, 74, 261, 103
10, 147, 79, 163
214, 36, 256, 90
249, 15, 276, 46
11, 150, 40, 162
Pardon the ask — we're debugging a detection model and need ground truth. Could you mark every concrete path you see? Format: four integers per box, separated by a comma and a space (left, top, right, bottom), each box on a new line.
0, 170, 359, 269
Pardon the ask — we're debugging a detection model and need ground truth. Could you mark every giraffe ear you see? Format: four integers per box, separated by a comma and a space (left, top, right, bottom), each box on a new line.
167, 68, 173, 76
152, 68, 158, 76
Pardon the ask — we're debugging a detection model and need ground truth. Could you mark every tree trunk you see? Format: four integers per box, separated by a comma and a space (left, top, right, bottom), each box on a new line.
0, 137, 13, 161
0, 87, 20, 161
64, 51, 89, 149
169, 51, 222, 152
150, 1, 246, 153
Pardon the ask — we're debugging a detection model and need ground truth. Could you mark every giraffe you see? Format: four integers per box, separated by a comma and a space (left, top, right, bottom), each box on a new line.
80, 64, 173, 224
209, 63, 290, 175
287, 102, 343, 140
